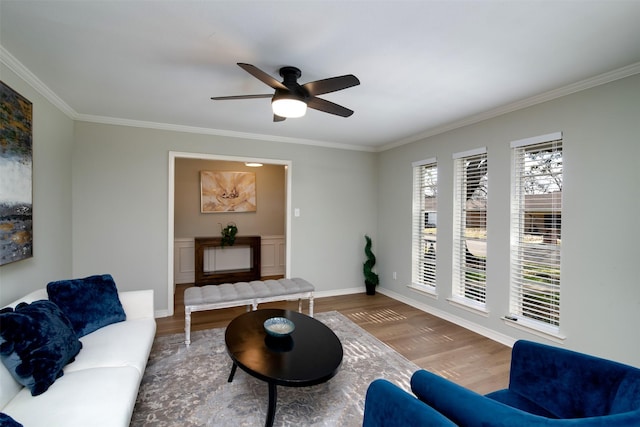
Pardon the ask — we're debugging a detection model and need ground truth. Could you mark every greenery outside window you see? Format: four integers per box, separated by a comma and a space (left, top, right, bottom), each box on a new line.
412, 158, 437, 291
509, 132, 562, 334
452, 148, 488, 308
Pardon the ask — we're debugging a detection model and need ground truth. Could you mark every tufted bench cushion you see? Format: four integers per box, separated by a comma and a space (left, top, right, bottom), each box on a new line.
184, 278, 314, 345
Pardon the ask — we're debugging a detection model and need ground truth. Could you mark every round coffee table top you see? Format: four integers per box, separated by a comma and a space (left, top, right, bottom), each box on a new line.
225, 309, 343, 387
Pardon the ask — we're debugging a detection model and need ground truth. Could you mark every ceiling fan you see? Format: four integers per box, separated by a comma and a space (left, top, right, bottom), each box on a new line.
211, 63, 360, 122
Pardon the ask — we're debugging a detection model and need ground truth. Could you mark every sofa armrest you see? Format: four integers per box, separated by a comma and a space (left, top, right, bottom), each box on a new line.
410, 369, 640, 427
363, 379, 456, 427
118, 290, 154, 320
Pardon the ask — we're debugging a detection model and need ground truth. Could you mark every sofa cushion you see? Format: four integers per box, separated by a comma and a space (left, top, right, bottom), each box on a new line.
47, 274, 126, 337
0, 300, 82, 396
64, 318, 156, 376
3, 366, 142, 427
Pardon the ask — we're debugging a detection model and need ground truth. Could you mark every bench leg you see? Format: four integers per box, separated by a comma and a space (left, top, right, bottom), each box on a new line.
185, 307, 192, 346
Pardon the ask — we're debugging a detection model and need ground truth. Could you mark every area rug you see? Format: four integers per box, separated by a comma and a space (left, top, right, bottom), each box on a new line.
131, 311, 419, 426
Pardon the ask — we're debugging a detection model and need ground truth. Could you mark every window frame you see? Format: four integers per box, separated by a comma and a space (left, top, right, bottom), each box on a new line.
411, 158, 438, 294
451, 148, 488, 311
508, 132, 564, 338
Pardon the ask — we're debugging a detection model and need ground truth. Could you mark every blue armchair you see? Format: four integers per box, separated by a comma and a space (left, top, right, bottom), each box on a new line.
363, 340, 640, 426
363, 378, 457, 426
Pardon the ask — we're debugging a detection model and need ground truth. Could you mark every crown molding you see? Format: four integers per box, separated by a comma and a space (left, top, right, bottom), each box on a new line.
380, 61, 640, 152
76, 113, 376, 152
3, 42, 637, 153
0, 45, 78, 119
1, 43, 374, 152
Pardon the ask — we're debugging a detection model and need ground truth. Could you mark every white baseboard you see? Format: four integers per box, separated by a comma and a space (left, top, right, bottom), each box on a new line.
313, 287, 364, 298
155, 309, 171, 318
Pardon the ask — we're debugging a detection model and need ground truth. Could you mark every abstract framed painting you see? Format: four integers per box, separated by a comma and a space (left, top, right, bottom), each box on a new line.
200, 171, 256, 213
0, 81, 33, 266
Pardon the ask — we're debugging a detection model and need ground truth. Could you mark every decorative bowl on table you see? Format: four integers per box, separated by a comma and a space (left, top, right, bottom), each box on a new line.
263, 317, 295, 337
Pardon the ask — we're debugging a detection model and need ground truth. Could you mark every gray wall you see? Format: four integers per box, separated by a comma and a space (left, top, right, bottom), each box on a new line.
174, 159, 285, 238
377, 73, 640, 367
70, 122, 378, 313
0, 65, 74, 303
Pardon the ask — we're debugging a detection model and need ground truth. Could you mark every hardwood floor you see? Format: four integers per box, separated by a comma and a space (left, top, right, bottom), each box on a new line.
156, 284, 511, 394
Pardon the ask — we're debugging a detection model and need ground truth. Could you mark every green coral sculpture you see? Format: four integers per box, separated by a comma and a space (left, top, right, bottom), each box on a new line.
363, 235, 379, 293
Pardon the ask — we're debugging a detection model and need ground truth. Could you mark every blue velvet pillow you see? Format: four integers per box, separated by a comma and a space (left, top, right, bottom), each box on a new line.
0, 412, 23, 427
47, 274, 126, 337
0, 300, 82, 396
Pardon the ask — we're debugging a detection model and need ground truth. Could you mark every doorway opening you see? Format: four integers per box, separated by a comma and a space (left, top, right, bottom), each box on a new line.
167, 151, 292, 316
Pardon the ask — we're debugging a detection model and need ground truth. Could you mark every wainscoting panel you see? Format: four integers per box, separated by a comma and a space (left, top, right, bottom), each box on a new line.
261, 235, 286, 277
174, 238, 195, 285
174, 235, 285, 284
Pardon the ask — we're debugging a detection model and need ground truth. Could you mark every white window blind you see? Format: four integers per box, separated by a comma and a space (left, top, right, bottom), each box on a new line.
412, 159, 437, 289
452, 149, 487, 305
510, 135, 562, 330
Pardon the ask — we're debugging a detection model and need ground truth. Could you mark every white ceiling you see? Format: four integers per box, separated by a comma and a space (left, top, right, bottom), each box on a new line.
2, 1, 640, 151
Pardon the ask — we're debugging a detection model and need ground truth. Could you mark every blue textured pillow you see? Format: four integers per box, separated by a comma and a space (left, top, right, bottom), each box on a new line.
0, 412, 23, 427
0, 300, 82, 396
47, 274, 126, 337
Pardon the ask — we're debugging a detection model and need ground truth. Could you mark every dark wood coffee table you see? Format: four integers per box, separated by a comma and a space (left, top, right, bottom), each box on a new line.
225, 308, 343, 427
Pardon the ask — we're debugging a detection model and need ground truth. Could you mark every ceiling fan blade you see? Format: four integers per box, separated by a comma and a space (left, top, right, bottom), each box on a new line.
237, 63, 288, 91
307, 97, 354, 117
302, 75, 360, 96
273, 114, 286, 122
210, 94, 272, 100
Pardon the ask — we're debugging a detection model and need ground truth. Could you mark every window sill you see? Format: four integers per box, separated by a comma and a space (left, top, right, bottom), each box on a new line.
407, 283, 438, 299
447, 297, 489, 317
502, 316, 566, 343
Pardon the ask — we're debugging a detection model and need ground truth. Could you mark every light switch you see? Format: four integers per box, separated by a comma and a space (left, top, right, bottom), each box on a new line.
294, 208, 300, 217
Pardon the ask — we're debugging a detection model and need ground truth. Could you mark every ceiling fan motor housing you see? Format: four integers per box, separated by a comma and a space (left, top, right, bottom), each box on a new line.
278, 66, 308, 101
279, 66, 302, 80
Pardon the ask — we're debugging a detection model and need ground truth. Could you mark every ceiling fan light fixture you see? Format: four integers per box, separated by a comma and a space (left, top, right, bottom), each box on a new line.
272, 97, 307, 118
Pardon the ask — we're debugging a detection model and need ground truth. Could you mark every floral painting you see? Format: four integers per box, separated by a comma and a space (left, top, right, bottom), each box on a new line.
201, 171, 256, 213
0, 81, 33, 266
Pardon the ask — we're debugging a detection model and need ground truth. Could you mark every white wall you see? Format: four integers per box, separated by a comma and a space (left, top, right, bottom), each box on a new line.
0, 65, 74, 304
376, 73, 640, 367
72, 122, 378, 312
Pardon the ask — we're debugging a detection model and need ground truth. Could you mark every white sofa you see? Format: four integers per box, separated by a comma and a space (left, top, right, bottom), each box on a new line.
0, 288, 156, 427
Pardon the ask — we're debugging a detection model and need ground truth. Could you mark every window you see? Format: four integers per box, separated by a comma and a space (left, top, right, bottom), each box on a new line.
452, 148, 488, 307
510, 133, 562, 332
412, 159, 437, 290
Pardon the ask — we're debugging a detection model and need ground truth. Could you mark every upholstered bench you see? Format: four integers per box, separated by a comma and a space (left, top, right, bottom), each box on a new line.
184, 277, 315, 345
